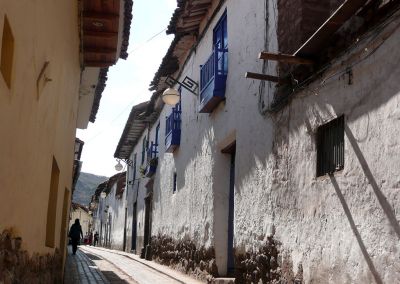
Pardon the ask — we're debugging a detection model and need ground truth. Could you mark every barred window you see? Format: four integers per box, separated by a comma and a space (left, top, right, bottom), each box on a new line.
316, 116, 344, 176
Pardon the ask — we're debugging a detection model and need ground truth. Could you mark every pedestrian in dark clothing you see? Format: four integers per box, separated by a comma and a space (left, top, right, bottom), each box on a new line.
69, 219, 83, 255
93, 232, 99, 246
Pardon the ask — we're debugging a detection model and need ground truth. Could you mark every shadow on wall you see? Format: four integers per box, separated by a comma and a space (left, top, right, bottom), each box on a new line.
329, 175, 383, 284
345, 126, 400, 240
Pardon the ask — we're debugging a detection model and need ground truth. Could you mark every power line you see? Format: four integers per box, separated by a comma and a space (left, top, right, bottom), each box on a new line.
128, 28, 167, 55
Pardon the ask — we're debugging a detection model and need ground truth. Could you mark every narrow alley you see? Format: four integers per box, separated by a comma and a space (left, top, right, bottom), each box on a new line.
64, 246, 204, 284
2, 0, 400, 283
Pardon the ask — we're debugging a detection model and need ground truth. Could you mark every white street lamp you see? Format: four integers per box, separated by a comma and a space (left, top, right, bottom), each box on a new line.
162, 88, 180, 106
115, 160, 123, 171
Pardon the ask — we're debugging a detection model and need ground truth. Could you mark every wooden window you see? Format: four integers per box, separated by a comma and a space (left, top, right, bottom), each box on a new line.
1, 15, 14, 89
46, 157, 60, 247
316, 116, 344, 177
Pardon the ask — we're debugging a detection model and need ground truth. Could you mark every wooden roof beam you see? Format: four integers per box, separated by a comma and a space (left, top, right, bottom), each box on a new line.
84, 30, 118, 39
259, 52, 314, 65
84, 60, 116, 67
84, 47, 117, 55
83, 11, 119, 21
245, 72, 282, 83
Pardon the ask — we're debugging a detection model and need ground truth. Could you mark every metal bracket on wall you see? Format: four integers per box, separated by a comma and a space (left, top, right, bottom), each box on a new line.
124, 159, 133, 167
36, 61, 52, 98
165, 75, 199, 96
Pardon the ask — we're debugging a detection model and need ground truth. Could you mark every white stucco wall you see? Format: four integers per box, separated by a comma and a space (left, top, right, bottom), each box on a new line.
129, 0, 270, 276
120, 1, 400, 282
107, 183, 127, 250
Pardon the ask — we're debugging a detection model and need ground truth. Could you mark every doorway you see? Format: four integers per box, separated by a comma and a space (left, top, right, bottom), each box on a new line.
222, 140, 236, 275
143, 195, 152, 259
131, 202, 137, 252
123, 207, 127, 251
227, 150, 235, 274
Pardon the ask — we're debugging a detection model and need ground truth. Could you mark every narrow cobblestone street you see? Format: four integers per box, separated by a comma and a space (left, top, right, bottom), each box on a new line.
64, 246, 204, 284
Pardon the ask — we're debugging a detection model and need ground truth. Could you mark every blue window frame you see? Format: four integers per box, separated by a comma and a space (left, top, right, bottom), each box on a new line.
141, 136, 147, 164
155, 122, 160, 147
165, 97, 181, 153
199, 11, 228, 113
147, 122, 160, 160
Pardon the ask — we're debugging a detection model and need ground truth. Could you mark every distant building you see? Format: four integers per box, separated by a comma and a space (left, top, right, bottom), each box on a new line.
0, 0, 132, 282
69, 203, 92, 237
92, 172, 127, 249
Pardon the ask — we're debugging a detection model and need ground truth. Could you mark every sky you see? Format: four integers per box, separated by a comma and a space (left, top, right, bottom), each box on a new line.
76, 0, 177, 177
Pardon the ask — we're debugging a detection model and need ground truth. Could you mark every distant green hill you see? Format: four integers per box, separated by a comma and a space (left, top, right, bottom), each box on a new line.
73, 172, 108, 206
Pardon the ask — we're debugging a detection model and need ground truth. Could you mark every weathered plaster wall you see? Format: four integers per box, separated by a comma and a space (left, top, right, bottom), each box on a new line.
235, 11, 400, 284
108, 183, 127, 250
0, 0, 80, 258
144, 0, 270, 277
125, 1, 400, 283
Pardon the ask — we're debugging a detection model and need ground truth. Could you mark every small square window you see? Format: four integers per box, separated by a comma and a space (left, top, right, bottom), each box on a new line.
316, 116, 344, 177
1, 16, 14, 89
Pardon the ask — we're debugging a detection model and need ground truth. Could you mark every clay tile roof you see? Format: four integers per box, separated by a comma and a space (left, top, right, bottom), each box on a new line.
87, 0, 134, 123
166, 0, 213, 35
90, 68, 109, 123
71, 202, 89, 213
115, 171, 127, 198
105, 172, 126, 195
114, 101, 160, 159
120, 0, 133, 60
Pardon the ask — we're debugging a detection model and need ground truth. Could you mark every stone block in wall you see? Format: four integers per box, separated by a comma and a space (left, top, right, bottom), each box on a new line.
234, 235, 302, 284
0, 229, 62, 284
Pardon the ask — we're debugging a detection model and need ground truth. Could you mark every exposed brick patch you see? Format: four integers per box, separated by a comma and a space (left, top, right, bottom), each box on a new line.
151, 234, 218, 281
234, 235, 302, 284
0, 229, 62, 284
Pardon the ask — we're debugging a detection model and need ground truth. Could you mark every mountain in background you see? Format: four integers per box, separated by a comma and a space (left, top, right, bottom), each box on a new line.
73, 172, 108, 206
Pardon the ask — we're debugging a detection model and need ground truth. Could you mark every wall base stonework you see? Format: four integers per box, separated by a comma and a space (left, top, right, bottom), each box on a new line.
234, 235, 302, 284
0, 229, 62, 284
151, 234, 218, 282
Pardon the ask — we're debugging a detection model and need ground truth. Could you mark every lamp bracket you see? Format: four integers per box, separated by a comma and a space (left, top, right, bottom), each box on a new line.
124, 159, 133, 167
165, 75, 198, 96
116, 158, 133, 167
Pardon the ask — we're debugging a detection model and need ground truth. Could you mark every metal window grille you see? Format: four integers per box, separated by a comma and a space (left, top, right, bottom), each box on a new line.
316, 116, 344, 176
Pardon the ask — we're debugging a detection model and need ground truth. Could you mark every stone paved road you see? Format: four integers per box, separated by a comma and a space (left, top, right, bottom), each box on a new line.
65, 245, 204, 284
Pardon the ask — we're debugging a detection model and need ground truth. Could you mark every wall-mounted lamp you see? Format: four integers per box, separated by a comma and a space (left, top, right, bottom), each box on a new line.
115, 158, 133, 171
162, 75, 198, 106
115, 160, 123, 171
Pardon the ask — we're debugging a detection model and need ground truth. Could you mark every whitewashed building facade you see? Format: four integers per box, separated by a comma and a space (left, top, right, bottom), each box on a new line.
110, 0, 400, 283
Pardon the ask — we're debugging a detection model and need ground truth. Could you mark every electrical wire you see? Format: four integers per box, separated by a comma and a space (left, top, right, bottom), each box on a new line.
267, 4, 400, 113
127, 28, 167, 55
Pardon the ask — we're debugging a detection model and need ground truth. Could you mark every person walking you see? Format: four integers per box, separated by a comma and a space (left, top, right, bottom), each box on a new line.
93, 231, 99, 246
69, 219, 83, 255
